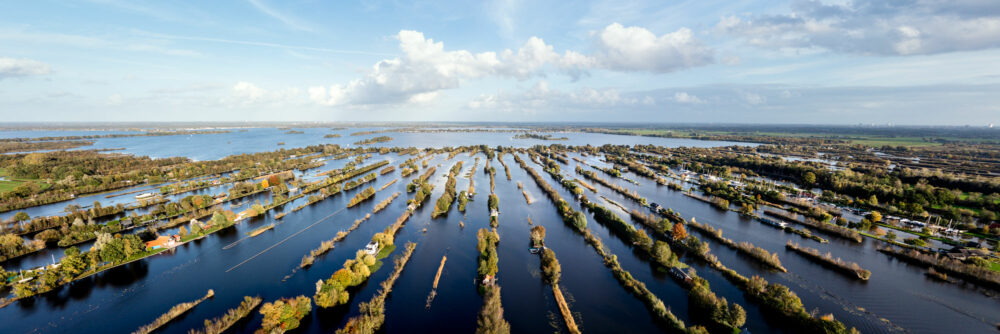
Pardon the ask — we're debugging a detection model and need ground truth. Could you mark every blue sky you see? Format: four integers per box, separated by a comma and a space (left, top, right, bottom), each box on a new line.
1, 0, 999, 125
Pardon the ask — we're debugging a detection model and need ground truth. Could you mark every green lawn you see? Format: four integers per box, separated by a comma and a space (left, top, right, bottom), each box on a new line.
0, 167, 51, 193
0, 180, 24, 193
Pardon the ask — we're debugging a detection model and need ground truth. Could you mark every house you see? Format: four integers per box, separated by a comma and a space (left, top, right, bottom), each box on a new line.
145, 236, 172, 250
649, 202, 662, 211
490, 209, 499, 217
669, 267, 692, 284
364, 241, 380, 255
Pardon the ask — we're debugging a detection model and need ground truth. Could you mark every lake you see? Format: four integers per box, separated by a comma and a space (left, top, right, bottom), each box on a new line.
1, 128, 996, 334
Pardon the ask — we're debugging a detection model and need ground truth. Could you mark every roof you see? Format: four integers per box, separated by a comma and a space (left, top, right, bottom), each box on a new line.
145, 236, 171, 248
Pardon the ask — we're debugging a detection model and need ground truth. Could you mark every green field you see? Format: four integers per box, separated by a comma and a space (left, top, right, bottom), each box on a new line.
0, 168, 50, 193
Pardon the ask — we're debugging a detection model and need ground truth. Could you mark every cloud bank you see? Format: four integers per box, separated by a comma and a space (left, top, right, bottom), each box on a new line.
717, 0, 1000, 55
309, 23, 713, 107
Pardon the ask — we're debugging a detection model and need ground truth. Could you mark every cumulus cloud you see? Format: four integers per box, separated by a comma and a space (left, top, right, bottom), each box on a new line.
673, 92, 703, 104
717, 0, 1000, 55
310, 24, 710, 107
0, 57, 51, 79
226, 81, 301, 106
740, 91, 766, 105
593, 23, 713, 72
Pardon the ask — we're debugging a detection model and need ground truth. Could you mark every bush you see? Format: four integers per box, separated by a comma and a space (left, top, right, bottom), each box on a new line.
530, 226, 546, 248
260, 296, 311, 333
540, 248, 561, 284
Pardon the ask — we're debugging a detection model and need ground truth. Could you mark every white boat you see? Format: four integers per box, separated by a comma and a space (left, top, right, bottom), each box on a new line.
135, 192, 156, 199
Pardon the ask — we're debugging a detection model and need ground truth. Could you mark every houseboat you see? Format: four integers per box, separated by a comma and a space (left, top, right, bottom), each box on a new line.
758, 217, 788, 228
135, 192, 156, 200
364, 241, 380, 255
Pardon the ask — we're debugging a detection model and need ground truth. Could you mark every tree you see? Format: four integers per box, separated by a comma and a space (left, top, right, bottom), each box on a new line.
259, 296, 311, 332
653, 241, 675, 266
728, 303, 747, 328
189, 219, 203, 235
476, 286, 511, 334
122, 234, 144, 257
868, 211, 883, 223
571, 211, 587, 231
99, 238, 125, 263
211, 211, 231, 227
868, 195, 879, 206
178, 226, 188, 238
35, 229, 61, 244
93, 232, 113, 251
540, 248, 561, 284
13, 212, 29, 222
672, 223, 688, 241
529, 226, 546, 248
803, 172, 816, 185
61, 247, 86, 277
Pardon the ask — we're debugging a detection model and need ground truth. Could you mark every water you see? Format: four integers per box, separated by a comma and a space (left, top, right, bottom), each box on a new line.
570, 153, 1000, 333
2, 127, 753, 161
0, 129, 996, 333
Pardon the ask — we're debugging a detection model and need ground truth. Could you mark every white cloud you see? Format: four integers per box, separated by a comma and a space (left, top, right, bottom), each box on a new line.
593, 23, 713, 72
106, 94, 123, 105
232, 81, 266, 102
309, 30, 589, 106
226, 81, 302, 106
310, 24, 710, 107
0, 57, 51, 79
717, 0, 1000, 56
673, 92, 703, 104
739, 91, 766, 105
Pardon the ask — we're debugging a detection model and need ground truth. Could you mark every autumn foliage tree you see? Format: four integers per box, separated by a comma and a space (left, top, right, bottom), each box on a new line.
672, 223, 687, 241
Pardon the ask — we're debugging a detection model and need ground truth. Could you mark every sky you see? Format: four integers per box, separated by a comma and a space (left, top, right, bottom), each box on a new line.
1, 0, 999, 125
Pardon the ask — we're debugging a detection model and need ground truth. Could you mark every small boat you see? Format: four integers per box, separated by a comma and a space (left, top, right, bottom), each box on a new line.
135, 193, 156, 200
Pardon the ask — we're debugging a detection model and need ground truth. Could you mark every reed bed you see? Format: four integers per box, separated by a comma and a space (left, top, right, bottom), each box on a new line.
187, 296, 262, 334
300, 213, 372, 268
373, 192, 400, 213
426, 255, 447, 309
786, 242, 870, 280
687, 219, 786, 272
378, 179, 398, 191
133, 289, 214, 334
